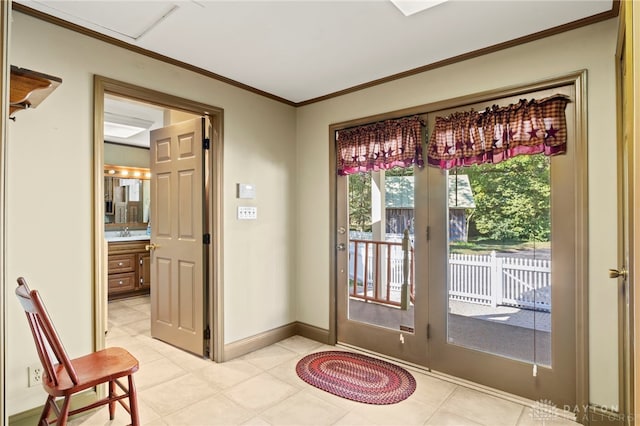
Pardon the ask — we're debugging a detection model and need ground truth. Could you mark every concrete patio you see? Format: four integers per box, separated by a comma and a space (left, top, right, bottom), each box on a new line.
349, 299, 551, 366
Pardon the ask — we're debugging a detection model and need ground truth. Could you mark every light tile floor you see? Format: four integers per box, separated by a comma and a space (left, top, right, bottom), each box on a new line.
68, 296, 578, 426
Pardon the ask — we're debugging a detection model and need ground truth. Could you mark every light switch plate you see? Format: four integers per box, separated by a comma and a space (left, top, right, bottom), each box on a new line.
237, 206, 257, 220
238, 183, 256, 199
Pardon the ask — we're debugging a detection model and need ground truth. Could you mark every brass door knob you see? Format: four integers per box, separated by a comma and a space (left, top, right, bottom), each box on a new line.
609, 268, 628, 279
145, 243, 158, 251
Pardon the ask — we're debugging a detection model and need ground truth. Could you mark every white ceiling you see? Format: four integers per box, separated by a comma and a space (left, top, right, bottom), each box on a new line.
15, 0, 615, 104
103, 94, 165, 147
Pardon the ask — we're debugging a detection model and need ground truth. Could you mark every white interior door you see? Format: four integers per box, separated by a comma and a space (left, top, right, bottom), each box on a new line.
150, 117, 206, 355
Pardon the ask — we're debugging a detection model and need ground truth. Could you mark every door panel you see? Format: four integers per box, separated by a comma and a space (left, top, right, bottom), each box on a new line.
428, 85, 578, 407
335, 83, 582, 408
150, 117, 205, 355
336, 166, 429, 366
615, 9, 634, 417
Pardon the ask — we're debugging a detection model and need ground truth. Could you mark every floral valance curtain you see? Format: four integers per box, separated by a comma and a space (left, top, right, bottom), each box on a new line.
336, 116, 424, 176
427, 94, 570, 170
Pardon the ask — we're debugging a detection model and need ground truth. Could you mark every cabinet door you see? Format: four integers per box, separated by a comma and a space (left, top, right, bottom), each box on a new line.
108, 254, 136, 274
108, 272, 137, 294
138, 252, 151, 290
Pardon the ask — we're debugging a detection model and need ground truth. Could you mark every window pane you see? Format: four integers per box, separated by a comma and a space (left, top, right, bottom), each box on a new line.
446, 155, 552, 366
347, 169, 415, 332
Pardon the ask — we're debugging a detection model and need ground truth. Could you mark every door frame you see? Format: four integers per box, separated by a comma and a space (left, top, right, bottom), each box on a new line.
614, 1, 638, 422
329, 71, 588, 413
92, 76, 224, 362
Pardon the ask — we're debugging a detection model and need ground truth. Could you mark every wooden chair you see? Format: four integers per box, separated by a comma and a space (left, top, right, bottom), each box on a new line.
15, 277, 140, 425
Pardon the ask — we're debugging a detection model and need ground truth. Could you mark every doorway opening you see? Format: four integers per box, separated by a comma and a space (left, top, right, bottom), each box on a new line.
93, 76, 224, 361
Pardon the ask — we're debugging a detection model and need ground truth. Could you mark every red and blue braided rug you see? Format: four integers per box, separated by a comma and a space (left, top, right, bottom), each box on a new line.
295, 351, 416, 405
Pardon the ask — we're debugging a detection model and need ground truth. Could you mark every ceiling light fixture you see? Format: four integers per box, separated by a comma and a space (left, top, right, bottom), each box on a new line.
389, 0, 449, 16
104, 112, 154, 139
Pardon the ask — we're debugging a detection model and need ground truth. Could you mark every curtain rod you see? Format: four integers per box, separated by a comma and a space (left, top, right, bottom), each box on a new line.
336, 113, 426, 133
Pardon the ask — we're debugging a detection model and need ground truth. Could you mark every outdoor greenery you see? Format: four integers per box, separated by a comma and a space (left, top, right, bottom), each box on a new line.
347, 154, 551, 244
461, 154, 550, 241
348, 173, 372, 232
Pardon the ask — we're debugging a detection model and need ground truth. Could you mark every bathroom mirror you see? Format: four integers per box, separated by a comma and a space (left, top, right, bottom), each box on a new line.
104, 165, 151, 228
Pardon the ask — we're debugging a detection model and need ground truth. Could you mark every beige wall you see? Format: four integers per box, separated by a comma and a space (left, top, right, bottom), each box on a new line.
104, 142, 150, 168
6, 11, 296, 414
295, 18, 620, 408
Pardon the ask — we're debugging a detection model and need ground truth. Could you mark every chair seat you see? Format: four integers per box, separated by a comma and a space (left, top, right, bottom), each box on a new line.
43, 347, 139, 397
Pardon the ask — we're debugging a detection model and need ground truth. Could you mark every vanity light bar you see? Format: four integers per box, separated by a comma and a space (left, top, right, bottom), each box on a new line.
104, 164, 151, 179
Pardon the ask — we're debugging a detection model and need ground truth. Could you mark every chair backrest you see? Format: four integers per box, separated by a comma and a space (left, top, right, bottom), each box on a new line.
15, 277, 79, 387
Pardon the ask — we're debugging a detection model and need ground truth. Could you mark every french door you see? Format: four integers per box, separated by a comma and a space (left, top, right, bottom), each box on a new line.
336, 164, 429, 365
335, 81, 584, 408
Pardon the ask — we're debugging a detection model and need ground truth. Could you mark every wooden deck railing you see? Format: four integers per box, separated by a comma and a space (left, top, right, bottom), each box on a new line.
349, 238, 414, 308
349, 238, 551, 312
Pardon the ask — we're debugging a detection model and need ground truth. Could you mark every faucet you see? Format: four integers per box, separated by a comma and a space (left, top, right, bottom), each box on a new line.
120, 226, 130, 237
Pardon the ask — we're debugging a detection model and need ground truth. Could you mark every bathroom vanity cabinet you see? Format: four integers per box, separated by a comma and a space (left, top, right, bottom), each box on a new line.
107, 240, 151, 300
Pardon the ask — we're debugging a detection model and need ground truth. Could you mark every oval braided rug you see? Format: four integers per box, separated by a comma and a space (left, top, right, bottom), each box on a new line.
295, 351, 416, 405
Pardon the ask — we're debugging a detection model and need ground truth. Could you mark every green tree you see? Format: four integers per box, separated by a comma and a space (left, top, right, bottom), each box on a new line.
348, 173, 372, 232
462, 154, 550, 241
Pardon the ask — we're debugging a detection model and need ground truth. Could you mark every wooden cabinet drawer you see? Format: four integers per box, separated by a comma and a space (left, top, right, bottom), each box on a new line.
108, 272, 136, 293
108, 254, 136, 274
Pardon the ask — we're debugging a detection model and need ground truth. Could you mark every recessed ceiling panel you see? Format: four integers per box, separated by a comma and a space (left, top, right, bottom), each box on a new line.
29, 0, 178, 40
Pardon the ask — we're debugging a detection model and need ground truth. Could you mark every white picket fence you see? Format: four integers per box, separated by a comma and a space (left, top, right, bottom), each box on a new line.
449, 251, 551, 311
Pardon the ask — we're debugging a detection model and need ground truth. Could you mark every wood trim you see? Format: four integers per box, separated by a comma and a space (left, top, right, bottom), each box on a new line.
572, 69, 590, 425
93, 76, 225, 364
616, 1, 640, 423
93, 78, 107, 356
13, 1, 618, 107
300, 4, 618, 106
296, 321, 331, 345
0, 0, 8, 423
96, 75, 224, 118
11, 3, 295, 107
210, 112, 225, 363
633, 2, 640, 423
223, 323, 298, 361
104, 141, 150, 151
8, 390, 98, 426
222, 322, 331, 361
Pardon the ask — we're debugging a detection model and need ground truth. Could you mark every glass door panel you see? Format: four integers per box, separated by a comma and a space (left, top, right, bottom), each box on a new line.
347, 170, 415, 332
336, 164, 428, 367
446, 156, 552, 367
427, 83, 580, 408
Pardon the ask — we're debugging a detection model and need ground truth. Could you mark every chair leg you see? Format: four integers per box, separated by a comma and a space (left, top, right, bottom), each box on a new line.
128, 374, 140, 426
109, 380, 116, 420
38, 395, 54, 425
56, 396, 72, 425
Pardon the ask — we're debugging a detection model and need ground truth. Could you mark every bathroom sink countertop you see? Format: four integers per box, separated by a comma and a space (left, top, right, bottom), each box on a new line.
105, 230, 150, 242
105, 235, 151, 242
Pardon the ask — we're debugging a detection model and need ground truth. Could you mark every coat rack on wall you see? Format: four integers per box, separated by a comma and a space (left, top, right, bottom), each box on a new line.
9, 65, 62, 119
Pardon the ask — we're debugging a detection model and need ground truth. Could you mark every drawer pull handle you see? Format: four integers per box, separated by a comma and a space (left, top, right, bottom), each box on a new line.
118, 262, 124, 266
118, 281, 123, 285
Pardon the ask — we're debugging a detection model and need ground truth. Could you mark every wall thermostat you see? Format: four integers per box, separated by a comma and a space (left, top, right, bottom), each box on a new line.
237, 183, 256, 199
